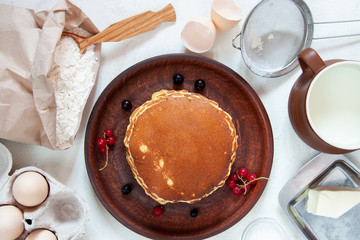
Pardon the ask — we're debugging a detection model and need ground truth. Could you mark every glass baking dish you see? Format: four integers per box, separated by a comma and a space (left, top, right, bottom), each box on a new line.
279, 153, 360, 239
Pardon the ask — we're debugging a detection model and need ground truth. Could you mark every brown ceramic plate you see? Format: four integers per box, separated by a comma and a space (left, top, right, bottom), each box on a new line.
85, 54, 273, 239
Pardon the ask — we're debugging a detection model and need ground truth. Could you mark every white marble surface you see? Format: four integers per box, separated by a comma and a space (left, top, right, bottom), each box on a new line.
1, 0, 360, 239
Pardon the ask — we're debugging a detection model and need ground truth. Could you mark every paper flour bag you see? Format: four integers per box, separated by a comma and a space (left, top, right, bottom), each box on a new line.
0, 0, 101, 150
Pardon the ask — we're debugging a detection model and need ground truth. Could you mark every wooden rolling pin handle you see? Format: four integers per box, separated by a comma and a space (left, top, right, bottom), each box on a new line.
79, 3, 176, 51
157, 3, 176, 22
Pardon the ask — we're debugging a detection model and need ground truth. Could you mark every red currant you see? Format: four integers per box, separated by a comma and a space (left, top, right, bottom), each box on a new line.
153, 206, 163, 216
107, 136, 115, 145
243, 183, 251, 192
97, 137, 107, 148
229, 173, 238, 181
227, 179, 236, 189
232, 186, 243, 196
105, 129, 113, 137
237, 168, 248, 179
99, 147, 107, 154
247, 173, 257, 185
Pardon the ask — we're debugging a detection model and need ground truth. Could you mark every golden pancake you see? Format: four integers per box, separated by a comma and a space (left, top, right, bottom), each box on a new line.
124, 90, 238, 204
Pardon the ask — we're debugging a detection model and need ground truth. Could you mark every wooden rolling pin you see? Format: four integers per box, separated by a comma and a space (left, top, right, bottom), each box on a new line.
62, 3, 176, 53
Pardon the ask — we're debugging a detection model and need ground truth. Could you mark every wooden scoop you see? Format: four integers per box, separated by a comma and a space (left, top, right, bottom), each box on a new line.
62, 3, 176, 53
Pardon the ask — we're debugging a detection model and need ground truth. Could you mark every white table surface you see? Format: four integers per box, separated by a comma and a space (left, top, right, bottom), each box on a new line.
1, 0, 360, 239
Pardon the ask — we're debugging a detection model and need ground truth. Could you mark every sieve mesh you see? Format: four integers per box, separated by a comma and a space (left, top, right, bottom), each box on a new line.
240, 0, 313, 77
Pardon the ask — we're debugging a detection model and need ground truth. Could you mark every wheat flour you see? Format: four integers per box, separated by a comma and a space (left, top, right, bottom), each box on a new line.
48, 36, 98, 146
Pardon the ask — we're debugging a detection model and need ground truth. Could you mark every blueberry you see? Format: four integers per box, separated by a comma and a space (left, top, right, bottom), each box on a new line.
173, 73, 184, 85
194, 79, 206, 91
190, 209, 198, 218
121, 184, 131, 195
122, 100, 132, 110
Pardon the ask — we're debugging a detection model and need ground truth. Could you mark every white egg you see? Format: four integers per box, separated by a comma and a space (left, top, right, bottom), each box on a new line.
25, 229, 57, 240
211, 0, 244, 31
12, 171, 49, 207
181, 16, 216, 53
0, 205, 24, 240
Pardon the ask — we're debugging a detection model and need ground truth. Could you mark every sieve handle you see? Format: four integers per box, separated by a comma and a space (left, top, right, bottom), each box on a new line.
298, 48, 326, 76
232, 33, 242, 50
313, 20, 360, 39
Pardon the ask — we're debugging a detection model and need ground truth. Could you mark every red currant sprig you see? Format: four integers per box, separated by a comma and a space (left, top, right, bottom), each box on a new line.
227, 167, 268, 195
97, 129, 115, 171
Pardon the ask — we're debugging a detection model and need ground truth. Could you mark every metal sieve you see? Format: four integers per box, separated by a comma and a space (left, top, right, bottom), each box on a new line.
232, 0, 360, 78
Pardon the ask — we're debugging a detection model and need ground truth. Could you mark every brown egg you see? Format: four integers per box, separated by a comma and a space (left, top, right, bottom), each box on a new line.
12, 171, 49, 207
0, 205, 24, 239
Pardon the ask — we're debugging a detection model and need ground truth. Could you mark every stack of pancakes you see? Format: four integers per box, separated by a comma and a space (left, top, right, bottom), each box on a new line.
124, 90, 238, 204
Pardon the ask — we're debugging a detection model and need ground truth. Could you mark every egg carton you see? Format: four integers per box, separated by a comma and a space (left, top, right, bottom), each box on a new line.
0, 143, 88, 240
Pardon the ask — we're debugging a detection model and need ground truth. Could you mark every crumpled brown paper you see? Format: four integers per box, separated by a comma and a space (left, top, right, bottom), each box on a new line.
0, 0, 101, 150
